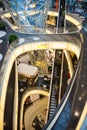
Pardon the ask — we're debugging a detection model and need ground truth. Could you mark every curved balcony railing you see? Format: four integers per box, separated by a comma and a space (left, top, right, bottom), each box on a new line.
0, 32, 82, 130
1, 11, 82, 34
0, 11, 84, 130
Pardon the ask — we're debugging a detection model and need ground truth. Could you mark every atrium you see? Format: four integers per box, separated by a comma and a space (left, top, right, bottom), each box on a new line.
0, 0, 87, 130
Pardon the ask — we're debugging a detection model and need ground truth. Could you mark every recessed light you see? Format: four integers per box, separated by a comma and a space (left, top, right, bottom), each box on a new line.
81, 84, 84, 87
0, 53, 3, 61
79, 97, 82, 100
33, 37, 40, 41
75, 111, 79, 116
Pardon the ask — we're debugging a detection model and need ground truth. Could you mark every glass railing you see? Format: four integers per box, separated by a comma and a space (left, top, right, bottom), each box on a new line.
1, 10, 82, 34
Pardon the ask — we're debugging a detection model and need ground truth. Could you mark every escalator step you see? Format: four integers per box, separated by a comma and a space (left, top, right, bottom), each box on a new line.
50, 107, 56, 110
50, 104, 56, 108
49, 113, 53, 118
51, 100, 56, 103
49, 111, 54, 115
50, 101, 56, 104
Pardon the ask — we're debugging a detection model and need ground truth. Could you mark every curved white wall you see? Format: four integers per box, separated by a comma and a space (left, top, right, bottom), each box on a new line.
20, 89, 49, 130
0, 41, 81, 130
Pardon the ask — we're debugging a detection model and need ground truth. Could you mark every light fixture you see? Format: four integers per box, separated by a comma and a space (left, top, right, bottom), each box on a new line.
75, 111, 79, 116
78, 97, 82, 100
81, 84, 84, 87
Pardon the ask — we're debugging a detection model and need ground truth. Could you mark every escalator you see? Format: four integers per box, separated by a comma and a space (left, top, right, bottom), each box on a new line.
47, 50, 62, 120
48, 85, 57, 119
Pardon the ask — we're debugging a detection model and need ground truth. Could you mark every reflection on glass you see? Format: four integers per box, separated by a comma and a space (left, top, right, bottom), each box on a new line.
4, 0, 50, 33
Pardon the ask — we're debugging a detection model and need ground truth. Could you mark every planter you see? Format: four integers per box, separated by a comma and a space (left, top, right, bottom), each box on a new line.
0, 23, 5, 30
8, 34, 18, 44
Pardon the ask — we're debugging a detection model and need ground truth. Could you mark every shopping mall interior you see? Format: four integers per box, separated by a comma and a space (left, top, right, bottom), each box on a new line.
0, 0, 87, 130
